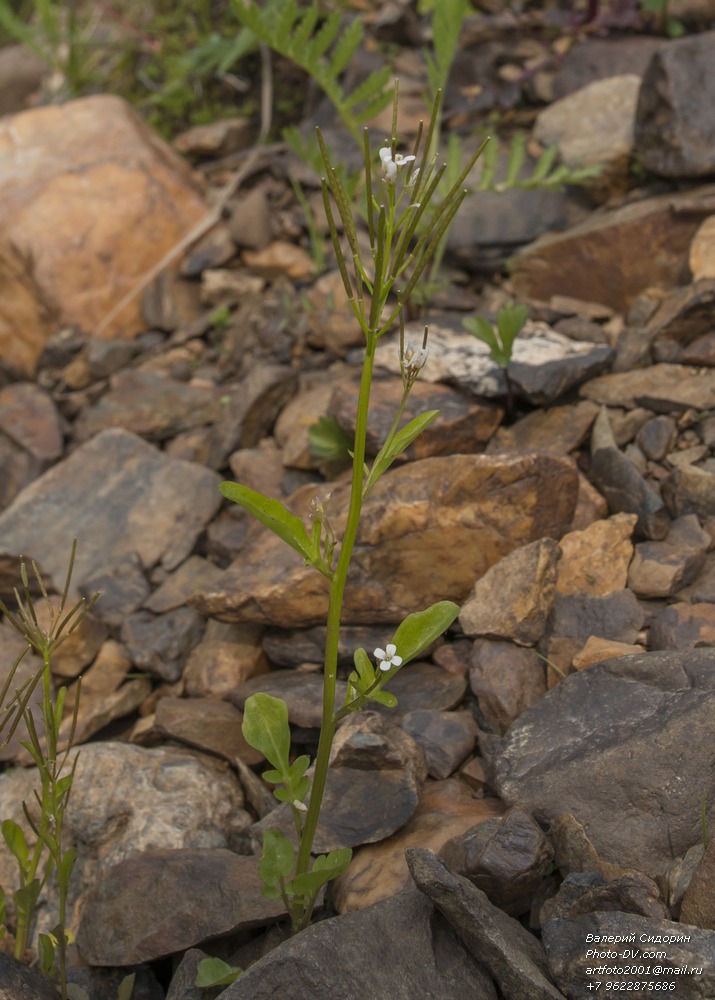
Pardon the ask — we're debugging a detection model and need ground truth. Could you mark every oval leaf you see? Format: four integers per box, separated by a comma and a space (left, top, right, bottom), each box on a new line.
195, 958, 243, 988
220, 483, 312, 560
391, 601, 460, 664
259, 827, 295, 888
242, 693, 291, 773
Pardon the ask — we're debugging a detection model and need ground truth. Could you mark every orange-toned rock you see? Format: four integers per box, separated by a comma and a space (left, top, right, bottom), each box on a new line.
571, 636, 643, 671
0, 95, 206, 377
557, 513, 637, 596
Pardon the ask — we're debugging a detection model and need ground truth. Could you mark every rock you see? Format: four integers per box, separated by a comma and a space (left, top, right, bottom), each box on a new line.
173, 117, 252, 158
84, 336, 138, 379
227, 187, 273, 251
540, 869, 669, 923
304, 270, 367, 354
637, 414, 678, 461
201, 268, 265, 307
663, 463, 715, 520
459, 538, 561, 646
68, 966, 163, 1000
77, 849, 284, 966
550, 36, 664, 100
79, 552, 150, 626
556, 513, 637, 596
0, 428, 222, 598
153, 697, 263, 766
678, 836, 715, 929
401, 709, 477, 779
376, 317, 612, 405
74, 370, 221, 443
647, 601, 715, 650
548, 813, 630, 883
666, 843, 706, 919
0, 44, 46, 115
232, 670, 348, 729
543, 911, 715, 999
243, 240, 314, 281
0, 382, 63, 463
373, 662, 468, 719
120, 608, 205, 682
583, 362, 715, 412
469, 639, 547, 735
145, 556, 225, 614
274, 381, 336, 469
493, 649, 715, 877
534, 75, 641, 201
546, 589, 644, 649
0, 742, 250, 945
195, 452, 578, 627
441, 807, 554, 917
331, 375, 503, 461
634, 30, 715, 177
215, 885, 498, 1000
589, 407, 670, 539
617, 279, 715, 370
690, 216, 715, 281
511, 184, 715, 313
571, 637, 643, 671
406, 848, 564, 1000
333, 779, 503, 913
183, 623, 268, 699
487, 400, 598, 456
0, 95, 206, 378
627, 514, 710, 598
0, 953, 60, 1000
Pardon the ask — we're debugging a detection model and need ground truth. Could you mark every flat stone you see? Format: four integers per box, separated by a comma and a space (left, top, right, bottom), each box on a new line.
571, 637, 643, 671
79, 552, 150, 626
195, 452, 578, 627
690, 215, 715, 281
120, 608, 205, 682
487, 400, 598, 456
494, 649, 715, 877
634, 30, 715, 177
556, 513, 637, 596
648, 601, 715, 650
582, 362, 715, 412
543, 911, 715, 999
0, 429, 222, 597
183, 623, 268, 699
153, 696, 262, 766
77, 849, 284, 965
0, 95, 206, 377
511, 184, 715, 313
376, 317, 612, 405
243, 240, 314, 281
74, 370, 221, 443
173, 116, 252, 158
0, 382, 63, 462
541, 869, 668, 923
0, 954, 60, 1000
663, 463, 715, 520
550, 36, 664, 100
232, 669, 348, 729
144, 555, 225, 614
274, 381, 337, 470
617, 279, 715, 370
459, 538, 561, 646
333, 779, 503, 913
407, 848, 564, 1000
440, 807, 554, 917
469, 639, 547, 735
627, 514, 710, 597
373, 662, 468, 719
216, 886, 498, 1000
401, 709, 477, 780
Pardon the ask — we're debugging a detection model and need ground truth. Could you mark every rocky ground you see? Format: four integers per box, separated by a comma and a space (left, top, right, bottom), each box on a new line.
1, 3, 715, 999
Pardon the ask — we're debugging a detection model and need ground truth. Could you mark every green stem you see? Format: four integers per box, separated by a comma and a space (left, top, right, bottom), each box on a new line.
292, 334, 377, 931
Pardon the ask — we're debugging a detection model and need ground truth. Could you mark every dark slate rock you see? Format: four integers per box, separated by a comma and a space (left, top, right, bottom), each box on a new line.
401, 708, 477, 779
214, 885, 498, 1000
121, 608, 205, 682
546, 589, 644, 646
493, 649, 715, 877
80, 551, 150, 626
541, 868, 669, 923
0, 953, 60, 1000
543, 911, 715, 999
68, 965, 163, 1000
166, 948, 219, 1000
647, 602, 715, 650
231, 670, 348, 729
635, 31, 715, 177
590, 407, 670, 539
76, 849, 285, 966
551, 35, 665, 100
406, 848, 565, 1000
262, 625, 387, 668
0, 428, 222, 596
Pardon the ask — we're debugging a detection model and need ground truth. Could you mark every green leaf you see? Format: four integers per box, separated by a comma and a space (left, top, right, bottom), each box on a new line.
58, 847, 77, 887
496, 302, 528, 353
367, 689, 398, 707
220, 482, 313, 561
66, 985, 91, 1000
308, 416, 351, 461
14, 879, 41, 919
391, 601, 460, 664
2, 819, 29, 868
289, 847, 352, 897
38, 932, 56, 976
259, 828, 295, 889
463, 315, 507, 366
195, 957, 243, 988
504, 131, 527, 188
117, 973, 137, 1000
365, 411, 439, 492
242, 693, 291, 773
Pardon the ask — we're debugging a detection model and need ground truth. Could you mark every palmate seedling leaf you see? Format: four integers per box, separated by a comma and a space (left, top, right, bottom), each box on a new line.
195, 957, 243, 988
463, 315, 509, 367
365, 411, 439, 493
391, 601, 460, 664
220, 482, 313, 561
242, 693, 291, 774
496, 302, 528, 354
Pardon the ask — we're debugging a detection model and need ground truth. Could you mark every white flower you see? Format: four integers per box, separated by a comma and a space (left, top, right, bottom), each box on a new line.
404, 344, 428, 372
378, 146, 416, 185
374, 643, 403, 672
293, 799, 308, 813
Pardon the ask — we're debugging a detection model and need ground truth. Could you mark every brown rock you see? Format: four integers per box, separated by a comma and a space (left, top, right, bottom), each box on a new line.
401, 709, 478, 780
541, 870, 668, 923
0, 95, 206, 377
243, 240, 314, 281
183, 623, 268, 699
305, 270, 367, 354
374, 662, 468, 719
200, 268, 265, 307
153, 696, 263, 766
332, 779, 503, 913
570, 472, 609, 531
173, 116, 252, 158
663, 463, 715, 520
469, 639, 547, 734
0, 382, 63, 462
690, 216, 715, 281
669, 836, 715, 928
582, 362, 715, 412
571, 637, 643, 671
275, 381, 336, 469
459, 538, 561, 646
511, 184, 715, 313
232, 669, 348, 730
144, 555, 225, 613
557, 513, 637, 596
648, 601, 715, 649
227, 187, 273, 251
627, 514, 710, 598
196, 452, 579, 627
549, 813, 631, 882
488, 400, 597, 456
665, 843, 706, 919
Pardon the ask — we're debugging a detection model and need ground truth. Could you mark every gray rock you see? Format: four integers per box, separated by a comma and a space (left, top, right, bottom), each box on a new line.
469, 639, 547, 735
215, 885, 498, 1000
0, 953, 60, 1000
406, 848, 565, 1000
0, 428, 222, 597
543, 911, 715, 999
635, 30, 715, 177
67, 966, 163, 1000
77, 849, 285, 965
401, 708, 477, 779
494, 650, 715, 877
80, 552, 150, 626
120, 607, 205, 682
